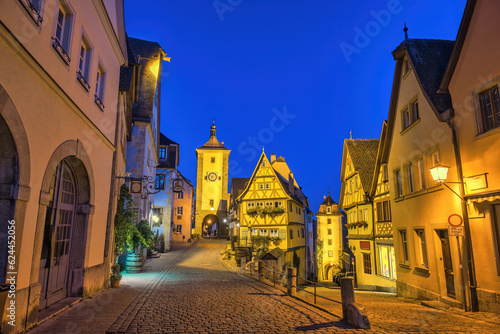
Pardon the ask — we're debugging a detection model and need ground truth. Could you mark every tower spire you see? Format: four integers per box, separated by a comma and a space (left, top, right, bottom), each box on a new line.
404, 22, 408, 40
210, 121, 216, 138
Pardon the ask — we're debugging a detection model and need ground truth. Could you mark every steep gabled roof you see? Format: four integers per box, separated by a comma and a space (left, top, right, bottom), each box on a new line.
236, 152, 308, 207
127, 37, 165, 119
160, 133, 178, 146
344, 139, 379, 192
392, 39, 455, 114
369, 121, 389, 198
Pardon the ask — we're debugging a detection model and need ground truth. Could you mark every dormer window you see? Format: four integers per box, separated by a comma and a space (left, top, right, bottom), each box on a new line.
327, 207, 331, 214
159, 147, 166, 159
262, 160, 267, 167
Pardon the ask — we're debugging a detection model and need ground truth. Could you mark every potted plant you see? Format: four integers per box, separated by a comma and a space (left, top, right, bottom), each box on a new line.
125, 225, 146, 273
113, 185, 136, 261
110, 264, 122, 288
137, 220, 154, 258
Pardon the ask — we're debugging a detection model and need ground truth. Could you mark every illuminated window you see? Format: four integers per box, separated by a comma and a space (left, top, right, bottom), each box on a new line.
247, 202, 255, 209
265, 183, 270, 189
251, 229, 258, 236
270, 229, 278, 237
258, 183, 264, 190
379, 245, 397, 279
159, 147, 166, 159
259, 229, 267, 236
363, 253, 372, 274
328, 251, 333, 257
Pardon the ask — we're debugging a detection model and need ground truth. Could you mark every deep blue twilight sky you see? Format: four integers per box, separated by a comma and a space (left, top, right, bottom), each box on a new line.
124, 0, 467, 211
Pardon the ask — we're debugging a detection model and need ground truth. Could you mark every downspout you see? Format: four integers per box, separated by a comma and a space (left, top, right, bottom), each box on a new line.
446, 114, 479, 312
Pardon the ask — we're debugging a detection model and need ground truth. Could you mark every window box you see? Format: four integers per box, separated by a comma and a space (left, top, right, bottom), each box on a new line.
77, 70, 90, 91
19, 0, 43, 25
52, 37, 71, 65
94, 94, 104, 111
345, 221, 368, 229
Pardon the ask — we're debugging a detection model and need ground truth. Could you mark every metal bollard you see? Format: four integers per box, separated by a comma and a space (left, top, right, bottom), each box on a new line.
287, 267, 297, 296
340, 277, 355, 320
240, 257, 246, 274
257, 261, 263, 282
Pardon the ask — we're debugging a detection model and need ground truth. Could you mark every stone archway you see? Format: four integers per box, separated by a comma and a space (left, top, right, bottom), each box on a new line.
30, 140, 95, 311
0, 85, 31, 286
0, 114, 18, 284
202, 214, 219, 237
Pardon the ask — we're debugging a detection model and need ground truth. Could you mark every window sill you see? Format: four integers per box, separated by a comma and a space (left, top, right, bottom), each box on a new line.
400, 118, 421, 135
475, 126, 500, 141
415, 266, 430, 274
399, 263, 411, 270
394, 196, 404, 203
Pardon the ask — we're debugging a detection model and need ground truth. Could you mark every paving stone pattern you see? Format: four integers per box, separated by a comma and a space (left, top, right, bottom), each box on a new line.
29, 239, 500, 333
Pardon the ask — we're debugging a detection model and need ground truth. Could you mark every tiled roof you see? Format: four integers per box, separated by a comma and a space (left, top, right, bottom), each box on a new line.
231, 178, 250, 196
127, 37, 164, 119
321, 194, 337, 206
345, 139, 379, 191
160, 133, 178, 146
275, 172, 306, 206
393, 39, 454, 113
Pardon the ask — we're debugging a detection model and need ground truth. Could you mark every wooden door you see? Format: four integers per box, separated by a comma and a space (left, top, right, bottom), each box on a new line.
439, 230, 455, 298
39, 162, 76, 308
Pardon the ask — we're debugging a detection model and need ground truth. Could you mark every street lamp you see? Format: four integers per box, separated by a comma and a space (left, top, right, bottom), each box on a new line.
429, 163, 450, 183
428, 164, 478, 312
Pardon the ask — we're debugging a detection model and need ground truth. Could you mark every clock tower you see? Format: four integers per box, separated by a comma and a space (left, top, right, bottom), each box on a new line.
195, 122, 230, 238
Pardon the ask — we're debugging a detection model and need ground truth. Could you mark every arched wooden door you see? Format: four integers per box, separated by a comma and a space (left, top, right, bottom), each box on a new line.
39, 161, 76, 309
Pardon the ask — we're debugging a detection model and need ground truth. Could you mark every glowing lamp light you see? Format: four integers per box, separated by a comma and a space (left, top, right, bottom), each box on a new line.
429, 164, 450, 183
152, 215, 159, 223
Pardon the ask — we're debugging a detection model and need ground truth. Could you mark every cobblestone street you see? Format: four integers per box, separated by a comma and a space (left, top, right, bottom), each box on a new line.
28, 239, 500, 333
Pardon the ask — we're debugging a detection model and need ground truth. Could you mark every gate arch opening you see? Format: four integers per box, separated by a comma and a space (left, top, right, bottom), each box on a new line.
202, 214, 219, 237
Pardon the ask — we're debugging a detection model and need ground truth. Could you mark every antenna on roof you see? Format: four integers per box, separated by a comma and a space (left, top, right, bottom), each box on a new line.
349, 130, 353, 139
328, 189, 330, 196
404, 22, 409, 40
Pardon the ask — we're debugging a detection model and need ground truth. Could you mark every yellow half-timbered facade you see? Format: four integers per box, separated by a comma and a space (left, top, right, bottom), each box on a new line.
339, 138, 394, 291
237, 152, 309, 278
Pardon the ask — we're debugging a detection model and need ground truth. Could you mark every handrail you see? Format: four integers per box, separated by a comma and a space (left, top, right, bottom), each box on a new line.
239, 261, 343, 306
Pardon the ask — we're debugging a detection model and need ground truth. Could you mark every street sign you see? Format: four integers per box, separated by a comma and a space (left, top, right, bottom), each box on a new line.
449, 226, 465, 237
448, 214, 463, 227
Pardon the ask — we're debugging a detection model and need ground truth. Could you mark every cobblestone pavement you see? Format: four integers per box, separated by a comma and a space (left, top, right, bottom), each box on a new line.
29, 239, 500, 333
225, 259, 500, 333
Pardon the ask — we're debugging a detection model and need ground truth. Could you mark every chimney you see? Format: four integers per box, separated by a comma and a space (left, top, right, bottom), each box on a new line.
271, 153, 276, 163
288, 172, 295, 196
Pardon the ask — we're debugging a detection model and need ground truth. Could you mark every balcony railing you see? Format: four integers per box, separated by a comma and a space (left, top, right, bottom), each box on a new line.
94, 94, 105, 111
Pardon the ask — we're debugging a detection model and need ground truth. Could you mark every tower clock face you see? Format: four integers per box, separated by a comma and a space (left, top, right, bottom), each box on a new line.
207, 172, 218, 182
